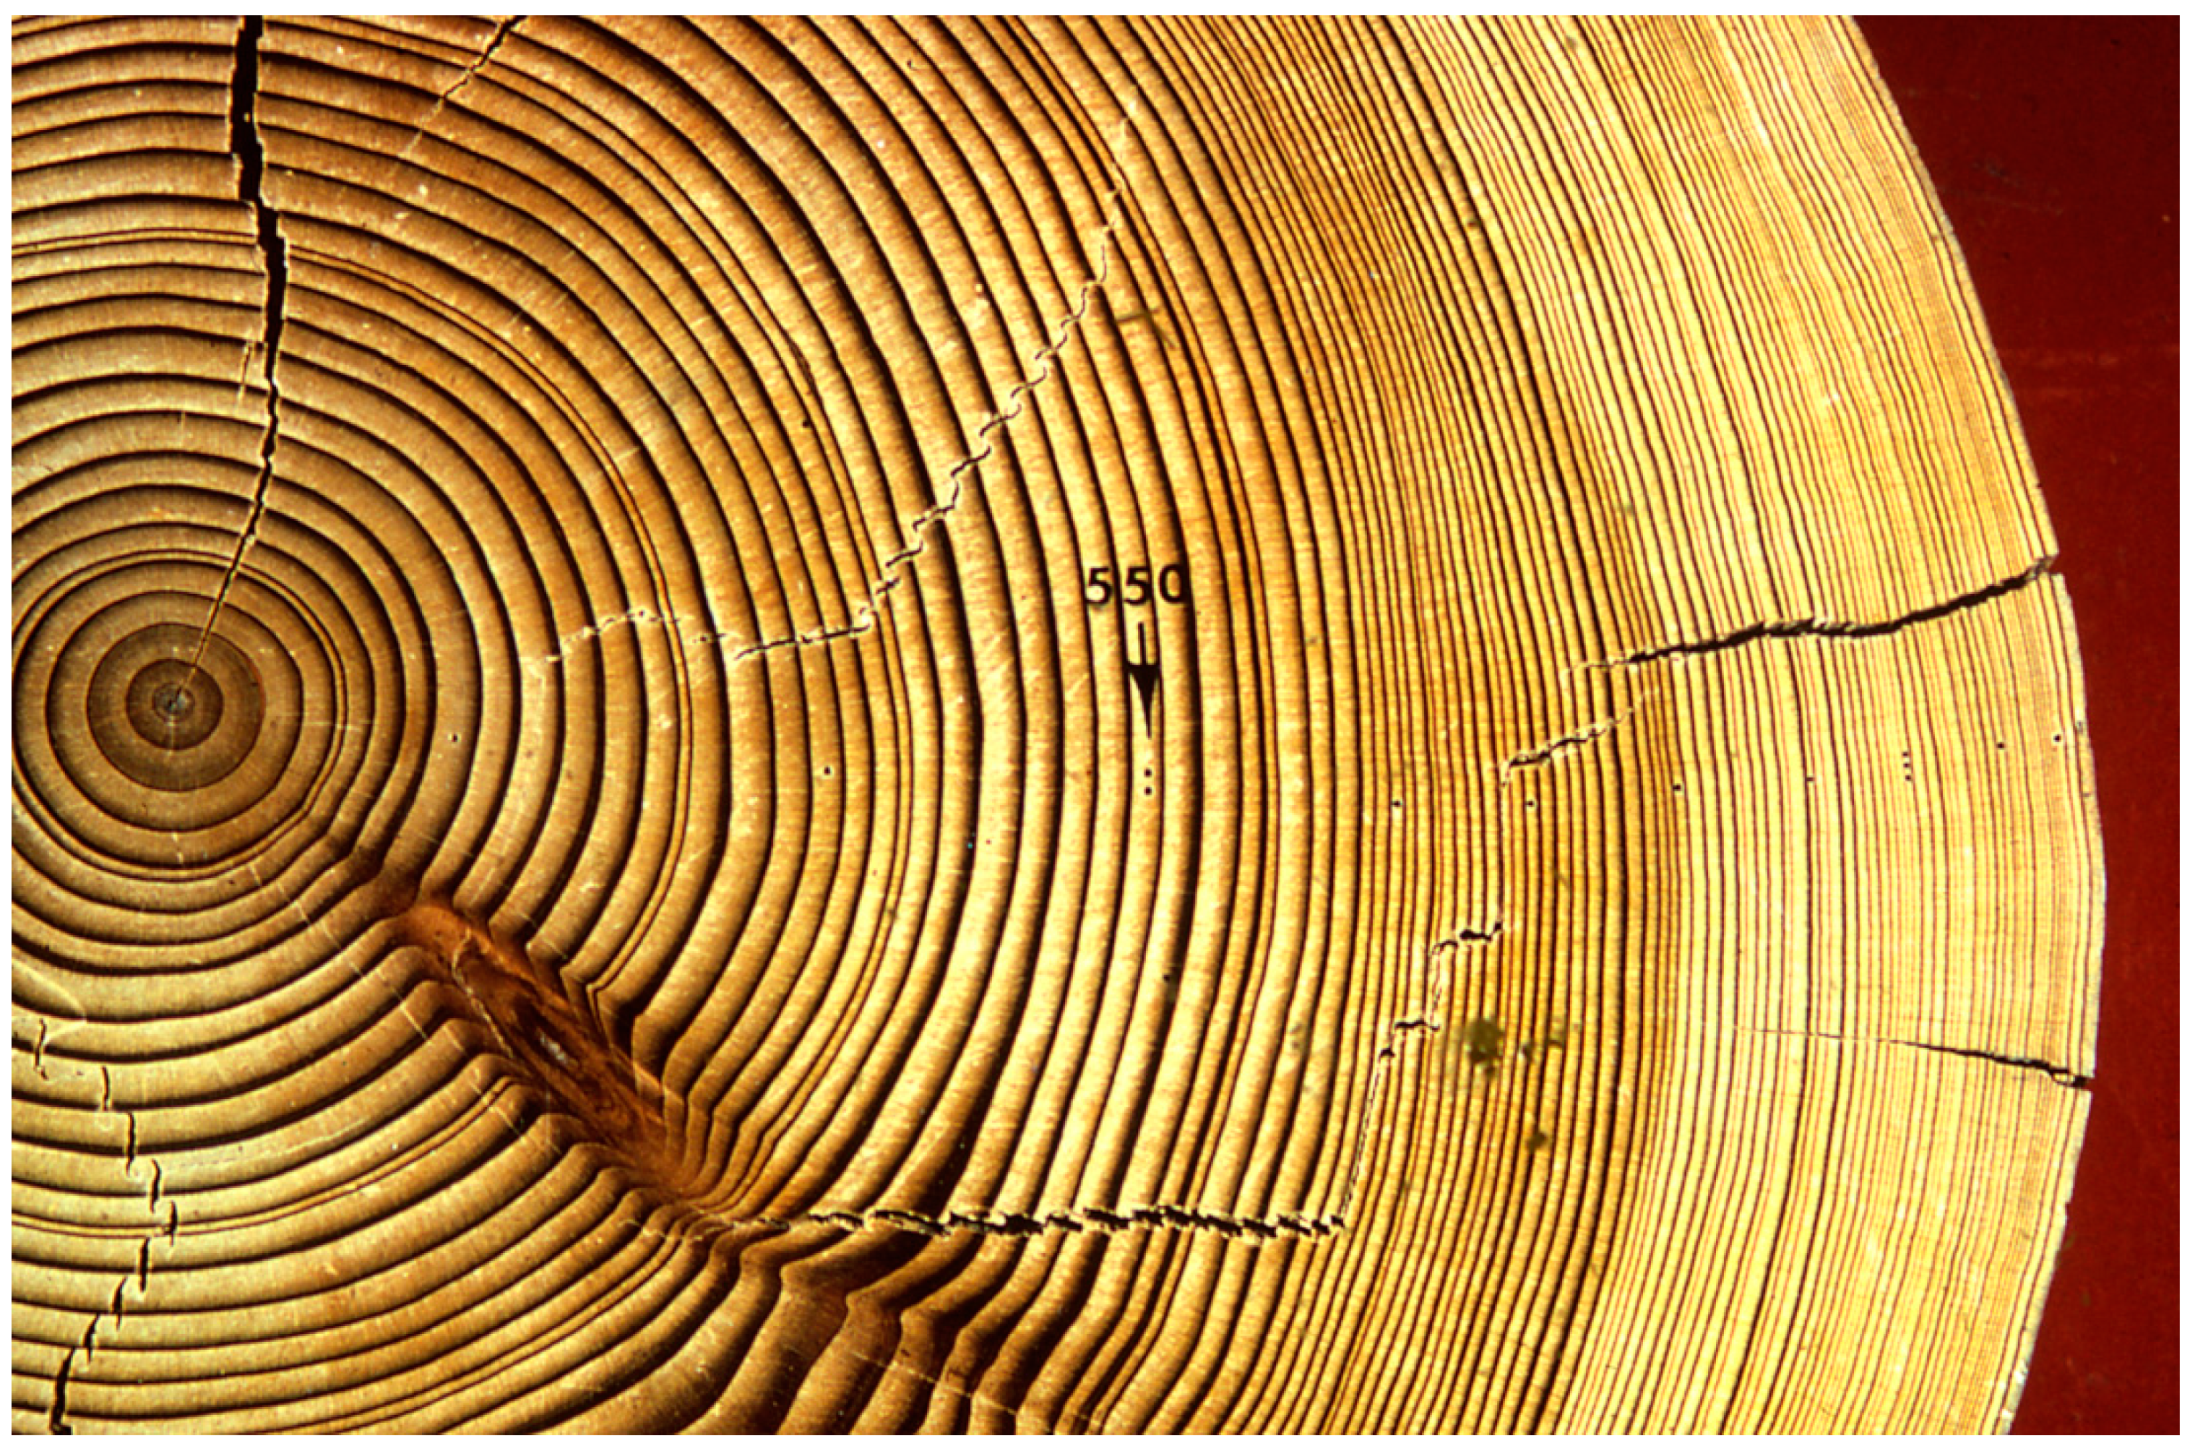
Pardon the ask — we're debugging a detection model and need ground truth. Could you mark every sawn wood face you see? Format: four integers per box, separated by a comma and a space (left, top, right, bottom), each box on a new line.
12, 16, 2099, 1433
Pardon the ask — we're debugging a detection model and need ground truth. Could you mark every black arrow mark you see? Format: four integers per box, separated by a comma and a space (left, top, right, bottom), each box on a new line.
1127, 620, 1160, 734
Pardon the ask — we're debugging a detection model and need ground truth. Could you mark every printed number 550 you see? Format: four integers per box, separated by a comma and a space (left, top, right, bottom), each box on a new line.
1084, 563, 1189, 608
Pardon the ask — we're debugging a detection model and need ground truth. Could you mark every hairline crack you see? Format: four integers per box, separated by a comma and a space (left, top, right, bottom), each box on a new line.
730, 184, 1129, 665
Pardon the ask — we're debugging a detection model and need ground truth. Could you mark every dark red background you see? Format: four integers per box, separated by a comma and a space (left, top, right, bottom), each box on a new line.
1856, 16, 2178, 1435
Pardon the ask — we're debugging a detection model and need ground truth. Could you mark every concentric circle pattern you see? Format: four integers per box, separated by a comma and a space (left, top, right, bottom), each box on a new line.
14, 17, 2100, 1432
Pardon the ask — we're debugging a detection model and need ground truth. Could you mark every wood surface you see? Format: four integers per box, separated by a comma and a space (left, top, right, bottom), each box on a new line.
11, 16, 2101, 1433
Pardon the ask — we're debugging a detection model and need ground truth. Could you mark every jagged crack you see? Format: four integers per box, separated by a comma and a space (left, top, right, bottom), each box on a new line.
191, 15, 289, 671
1892, 1037, 2089, 1088
751, 1196, 1345, 1242
444, 15, 517, 105
752, 926, 1504, 1249
1591, 559, 2056, 672
732, 190, 1127, 664
48, 1345, 75, 1434
1503, 712, 1633, 777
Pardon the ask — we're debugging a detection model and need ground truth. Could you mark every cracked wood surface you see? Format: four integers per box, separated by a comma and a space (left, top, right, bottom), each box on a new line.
13, 15, 2099, 1433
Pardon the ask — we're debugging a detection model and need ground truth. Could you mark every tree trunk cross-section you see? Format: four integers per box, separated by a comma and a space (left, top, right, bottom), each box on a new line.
11, 16, 2102, 1434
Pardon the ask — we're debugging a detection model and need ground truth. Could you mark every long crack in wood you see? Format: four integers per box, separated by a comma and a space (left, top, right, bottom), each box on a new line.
746, 1194, 1345, 1242
191, 15, 288, 671
731, 190, 1126, 664
703, 920, 1503, 1248
1740, 1023, 2087, 1087
1587, 558, 2056, 672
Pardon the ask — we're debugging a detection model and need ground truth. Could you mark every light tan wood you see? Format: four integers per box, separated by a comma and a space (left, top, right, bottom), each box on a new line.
12, 16, 2100, 1433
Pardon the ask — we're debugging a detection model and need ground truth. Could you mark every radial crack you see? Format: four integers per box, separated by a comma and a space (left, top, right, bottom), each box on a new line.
437, 15, 517, 109
743, 925, 1509, 1248
1588, 558, 2055, 672
48, 1305, 106, 1433
1432, 921, 1504, 950
49, 1345, 75, 1434
538, 606, 692, 664
1415, 920, 1506, 1029
1502, 711, 1634, 778
1904, 1038, 2089, 1088
731, 189, 1127, 664
751, 1193, 1344, 1241
393, 16, 519, 165
1741, 1023, 2087, 1087
191, 15, 289, 671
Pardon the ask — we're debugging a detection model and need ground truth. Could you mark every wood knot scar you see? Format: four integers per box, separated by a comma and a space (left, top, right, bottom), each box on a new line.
387, 897, 677, 1182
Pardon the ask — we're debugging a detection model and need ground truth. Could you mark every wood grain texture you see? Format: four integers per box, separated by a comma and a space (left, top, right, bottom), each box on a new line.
12, 16, 2099, 1432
